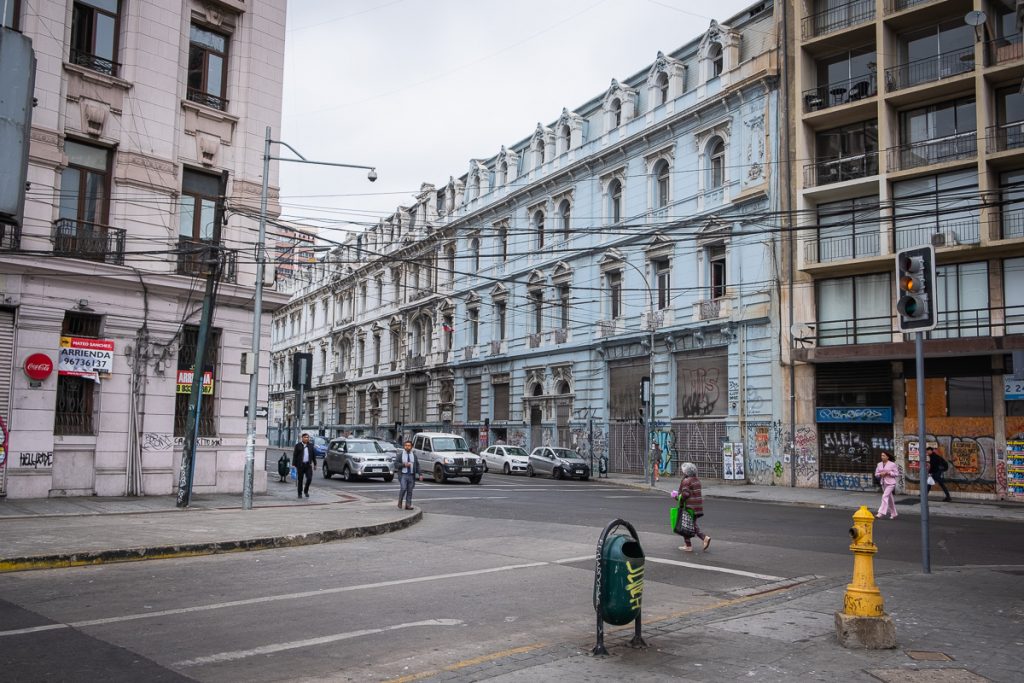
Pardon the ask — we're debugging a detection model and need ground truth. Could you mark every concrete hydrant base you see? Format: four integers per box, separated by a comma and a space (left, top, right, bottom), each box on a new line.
834, 611, 897, 649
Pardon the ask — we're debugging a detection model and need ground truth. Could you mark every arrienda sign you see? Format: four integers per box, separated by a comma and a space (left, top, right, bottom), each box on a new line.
23, 353, 54, 381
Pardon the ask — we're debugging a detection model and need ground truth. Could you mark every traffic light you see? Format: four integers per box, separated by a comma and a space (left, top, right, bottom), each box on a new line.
895, 245, 936, 332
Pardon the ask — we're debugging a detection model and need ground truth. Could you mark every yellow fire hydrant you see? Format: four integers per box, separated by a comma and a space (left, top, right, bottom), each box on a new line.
834, 506, 896, 648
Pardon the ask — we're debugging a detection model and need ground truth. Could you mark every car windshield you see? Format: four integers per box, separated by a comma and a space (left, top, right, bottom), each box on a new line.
348, 442, 381, 453
313, 437, 327, 447
432, 437, 469, 451
551, 448, 578, 460
505, 447, 528, 457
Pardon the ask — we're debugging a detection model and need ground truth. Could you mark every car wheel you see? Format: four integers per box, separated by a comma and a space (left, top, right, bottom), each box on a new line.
554, 467, 564, 480
581, 474, 590, 481
383, 474, 394, 483
527, 465, 534, 477
503, 463, 511, 475
435, 464, 447, 484
483, 462, 489, 473
469, 474, 482, 485
322, 462, 332, 479
342, 466, 355, 482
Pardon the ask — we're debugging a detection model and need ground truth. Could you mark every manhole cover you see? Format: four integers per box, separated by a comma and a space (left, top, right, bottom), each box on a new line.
906, 651, 953, 661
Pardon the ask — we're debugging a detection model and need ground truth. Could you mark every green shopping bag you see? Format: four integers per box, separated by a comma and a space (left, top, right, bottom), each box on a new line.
670, 505, 678, 532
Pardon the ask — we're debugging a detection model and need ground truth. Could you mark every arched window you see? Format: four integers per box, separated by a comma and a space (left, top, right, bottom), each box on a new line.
498, 161, 508, 186
557, 199, 571, 241
532, 210, 545, 249
470, 237, 480, 272
534, 139, 545, 168
609, 179, 623, 223
709, 43, 723, 78
655, 72, 669, 105
610, 98, 622, 128
709, 138, 725, 189
654, 160, 671, 208
559, 124, 571, 153
445, 245, 456, 285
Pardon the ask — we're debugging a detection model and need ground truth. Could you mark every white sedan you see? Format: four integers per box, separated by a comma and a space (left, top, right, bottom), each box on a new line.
480, 445, 530, 475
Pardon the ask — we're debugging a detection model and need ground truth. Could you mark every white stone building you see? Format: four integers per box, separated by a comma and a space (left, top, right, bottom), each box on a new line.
0, 0, 287, 498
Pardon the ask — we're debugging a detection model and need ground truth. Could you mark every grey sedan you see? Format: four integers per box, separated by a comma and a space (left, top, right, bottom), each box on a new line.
323, 438, 395, 482
527, 446, 591, 480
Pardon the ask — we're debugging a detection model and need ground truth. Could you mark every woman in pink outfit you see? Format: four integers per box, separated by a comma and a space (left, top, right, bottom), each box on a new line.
874, 451, 899, 519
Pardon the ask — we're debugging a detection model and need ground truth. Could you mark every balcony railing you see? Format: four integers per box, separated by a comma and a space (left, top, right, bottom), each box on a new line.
894, 216, 980, 250
804, 231, 880, 264
52, 218, 125, 265
698, 299, 722, 320
176, 238, 238, 282
883, 0, 937, 13
997, 208, 1024, 240
0, 221, 20, 250
490, 340, 503, 355
407, 354, 425, 369
885, 46, 974, 92
886, 131, 977, 172
528, 333, 541, 348
802, 0, 874, 40
987, 122, 1024, 153
69, 49, 118, 77
987, 33, 1023, 66
803, 72, 877, 112
816, 306, 1024, 347
186, 88, 227, 111
803, 152, 878, 187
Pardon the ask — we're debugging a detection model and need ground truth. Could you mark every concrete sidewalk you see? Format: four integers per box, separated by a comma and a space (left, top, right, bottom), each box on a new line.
601, 473, 1024, 523
0, 478, 419, 572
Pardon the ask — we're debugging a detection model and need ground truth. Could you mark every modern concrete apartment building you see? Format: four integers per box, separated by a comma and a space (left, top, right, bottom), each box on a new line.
0, 0, 287, 498
787, 0, 1024, 498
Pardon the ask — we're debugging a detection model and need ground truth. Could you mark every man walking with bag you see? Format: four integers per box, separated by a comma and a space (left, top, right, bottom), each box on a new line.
292, 433, 315, 499
397, 440, 420, 510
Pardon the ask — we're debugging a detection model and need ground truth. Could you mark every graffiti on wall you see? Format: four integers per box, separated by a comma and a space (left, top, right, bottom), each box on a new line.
902, 434, 997, 487
820, 471, 874, 491
679, 367, 722, 417
142, 433, 173, 451
18, 452, 53, 468
793, 425, 818, 487
745, 421, 783, 486
508, 429, 527, 448
652, 429, 676, 477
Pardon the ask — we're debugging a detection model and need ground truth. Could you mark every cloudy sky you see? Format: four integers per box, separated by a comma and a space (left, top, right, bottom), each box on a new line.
279, 0, 756, 240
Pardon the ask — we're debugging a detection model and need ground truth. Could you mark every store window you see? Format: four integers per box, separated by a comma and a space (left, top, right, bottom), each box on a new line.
173, 325, 220, 437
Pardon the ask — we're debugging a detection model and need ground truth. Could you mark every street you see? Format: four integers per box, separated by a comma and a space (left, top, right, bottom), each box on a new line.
1, 473, 1022, 682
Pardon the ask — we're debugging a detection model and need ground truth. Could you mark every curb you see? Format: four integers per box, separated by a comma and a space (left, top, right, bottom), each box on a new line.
0, 509, 422, 573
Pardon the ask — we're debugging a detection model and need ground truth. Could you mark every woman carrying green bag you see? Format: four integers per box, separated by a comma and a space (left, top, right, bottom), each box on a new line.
674, 462, 711, 553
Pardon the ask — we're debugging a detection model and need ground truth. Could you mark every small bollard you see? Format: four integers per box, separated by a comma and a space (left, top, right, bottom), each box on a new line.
835, 506, 896, 649
592, 519, 647, 656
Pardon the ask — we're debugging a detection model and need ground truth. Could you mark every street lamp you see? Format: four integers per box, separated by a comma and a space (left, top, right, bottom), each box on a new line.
618, 258, 658, 487
242, 126, 378, 509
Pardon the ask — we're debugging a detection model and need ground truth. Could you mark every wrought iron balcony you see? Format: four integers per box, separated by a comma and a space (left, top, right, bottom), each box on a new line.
52, 218, 125, 265
987, 33, 1023, 66
803, 152, 878, 187
987, 122, 1024, 153
528, 333, 541, 348
176, 238, 238, 282
69, 49, 119, 77
803, 72, 877, 112
883, 0, 938, 13
186, 88, 227, 111
407, 354, 425, 369
804, 231, 880, 265
698, 299, 722, 321
0, 221, 20, 250
802, 0, 874, 40
885, 46, 974, 92
994, 208, 1024, 241
887, 131, 977, 172
894, 216, 980, 251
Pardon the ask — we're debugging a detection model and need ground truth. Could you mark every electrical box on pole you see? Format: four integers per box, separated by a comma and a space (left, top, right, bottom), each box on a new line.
895, 245, 937, 333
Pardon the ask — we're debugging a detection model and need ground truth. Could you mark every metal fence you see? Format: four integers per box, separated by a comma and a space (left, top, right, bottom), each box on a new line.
885, 46, 974, 91
802, 0, 874, 40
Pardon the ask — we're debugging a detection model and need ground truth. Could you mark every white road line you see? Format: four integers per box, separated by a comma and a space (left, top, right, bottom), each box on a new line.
414, 496, 510, 502
175, 619, 463, 667
646, 556, 784, 581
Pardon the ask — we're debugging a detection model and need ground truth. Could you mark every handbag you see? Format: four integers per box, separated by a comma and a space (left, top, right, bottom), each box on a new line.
926, 475, 935, 486
673, 506, 696, 538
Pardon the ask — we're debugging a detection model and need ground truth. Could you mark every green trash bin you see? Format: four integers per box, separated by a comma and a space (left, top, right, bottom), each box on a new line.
599, 534, 645, 626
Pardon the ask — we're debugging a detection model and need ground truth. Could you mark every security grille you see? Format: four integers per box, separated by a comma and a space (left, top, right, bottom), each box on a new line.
173, 325, 220, 437
672, 421, 728, 479
608, 420, 645, 474
0, 310, 13, 423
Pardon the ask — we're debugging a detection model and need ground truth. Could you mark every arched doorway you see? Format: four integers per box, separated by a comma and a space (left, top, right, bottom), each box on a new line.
530, 384, 544, 450
555, 380, 572, 447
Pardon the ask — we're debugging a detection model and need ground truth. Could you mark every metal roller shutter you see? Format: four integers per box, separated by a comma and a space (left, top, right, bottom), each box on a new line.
0, 309, 14, 422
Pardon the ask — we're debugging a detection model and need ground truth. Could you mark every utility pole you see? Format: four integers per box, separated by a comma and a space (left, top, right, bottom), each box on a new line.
176, 243, 223, 507
242, 127, 377, 509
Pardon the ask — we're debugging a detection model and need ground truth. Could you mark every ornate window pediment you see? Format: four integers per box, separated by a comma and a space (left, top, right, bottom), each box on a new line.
602, 79, 638, 132
526, 269, 546, 290
495, 145, 519, 186
644, 232, 674, 258
598, 248, 625, 271
489, 282, 509, 300
697, 218, 731, 245
645, 51, 686, 107
552, 261, 573, 284
555, 108, 584, 153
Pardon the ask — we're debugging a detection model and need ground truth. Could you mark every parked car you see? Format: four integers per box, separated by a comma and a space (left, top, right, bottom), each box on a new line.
373, 439, 401, 457
323, 438, 395, 482
412, 432, 484, 484
528, 446, 591, 480
480, 445, 530, 475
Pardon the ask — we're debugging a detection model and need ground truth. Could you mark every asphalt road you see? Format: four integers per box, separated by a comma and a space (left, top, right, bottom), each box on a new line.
1, 472, 1021, 682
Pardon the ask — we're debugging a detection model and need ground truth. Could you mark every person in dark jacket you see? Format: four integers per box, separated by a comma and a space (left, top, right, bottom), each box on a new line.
396, 440, 421, 510
292, 433, 315, 499
677, 461, 711, 552
926, 446, 952, 502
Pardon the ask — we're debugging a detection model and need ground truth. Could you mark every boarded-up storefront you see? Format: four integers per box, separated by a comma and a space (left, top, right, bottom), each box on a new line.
672, 348, 728, 479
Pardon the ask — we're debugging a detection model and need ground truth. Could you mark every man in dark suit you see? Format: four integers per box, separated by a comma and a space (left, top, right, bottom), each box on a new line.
292, 433, 315, 499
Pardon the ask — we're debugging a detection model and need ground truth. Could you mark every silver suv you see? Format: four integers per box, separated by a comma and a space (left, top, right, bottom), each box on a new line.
323, 438, 396, 482
412, 432, 484, 484
528, 446, 591, 480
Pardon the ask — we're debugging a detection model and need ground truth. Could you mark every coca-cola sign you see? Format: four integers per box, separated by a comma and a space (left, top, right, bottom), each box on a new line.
24, 353, 54, 381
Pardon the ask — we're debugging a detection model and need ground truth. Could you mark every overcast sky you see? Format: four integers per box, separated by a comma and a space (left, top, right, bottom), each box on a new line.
279, 0, 756, 241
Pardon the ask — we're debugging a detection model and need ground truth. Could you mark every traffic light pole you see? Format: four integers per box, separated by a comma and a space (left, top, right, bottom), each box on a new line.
915, 331, 930, 574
